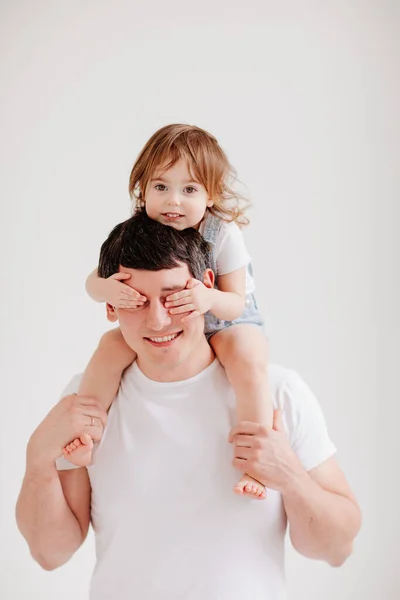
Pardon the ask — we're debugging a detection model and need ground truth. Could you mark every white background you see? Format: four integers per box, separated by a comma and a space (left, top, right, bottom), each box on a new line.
1, 1, 399, 598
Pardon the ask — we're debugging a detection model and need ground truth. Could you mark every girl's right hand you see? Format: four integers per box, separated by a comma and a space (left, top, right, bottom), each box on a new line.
103, 273, 147, 308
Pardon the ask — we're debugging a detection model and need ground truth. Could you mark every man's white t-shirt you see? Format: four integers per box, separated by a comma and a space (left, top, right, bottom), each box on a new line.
198, 219, 255, 295
57, 361, 336, 600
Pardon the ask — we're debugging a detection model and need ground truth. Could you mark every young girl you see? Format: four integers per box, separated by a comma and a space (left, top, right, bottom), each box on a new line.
63, 124, 273, 500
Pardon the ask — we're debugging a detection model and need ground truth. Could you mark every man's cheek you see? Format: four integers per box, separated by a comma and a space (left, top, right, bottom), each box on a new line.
119, 317, 137, 337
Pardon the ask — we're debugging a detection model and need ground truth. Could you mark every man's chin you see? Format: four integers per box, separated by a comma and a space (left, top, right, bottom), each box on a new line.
142, 350, 183, 373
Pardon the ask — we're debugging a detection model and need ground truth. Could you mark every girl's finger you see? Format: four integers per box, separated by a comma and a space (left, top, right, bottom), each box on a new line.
112, 272, 131, 280
166, 296, 193, 308
121, 286, 146, 301
169, 304, 195, 315
114, 300, 142, 308
165, 290, 191, 303
121, 302, 144, 309
185, 278, 201, 289
181, 310, 200, 322
121, 291, 146, 302
121, 288, 136, 297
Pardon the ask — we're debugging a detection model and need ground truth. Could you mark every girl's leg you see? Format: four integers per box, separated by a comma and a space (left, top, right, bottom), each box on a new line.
63, 328, 136, 466
209, 325, 272, 499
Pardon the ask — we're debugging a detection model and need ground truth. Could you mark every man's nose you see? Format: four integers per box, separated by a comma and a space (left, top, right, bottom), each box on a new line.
146, 301, 172, 331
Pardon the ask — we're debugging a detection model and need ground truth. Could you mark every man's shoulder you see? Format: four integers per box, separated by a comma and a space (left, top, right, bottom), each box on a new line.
269, 365, 336, 469
63, 365, 311, 405
268, 364, 305, 394
268, 364, 319, 414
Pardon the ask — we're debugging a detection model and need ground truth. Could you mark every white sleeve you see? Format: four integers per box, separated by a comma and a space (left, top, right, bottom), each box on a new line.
55, 374, 84, 471
277, 371, 337, 471
215, 221, 252, 276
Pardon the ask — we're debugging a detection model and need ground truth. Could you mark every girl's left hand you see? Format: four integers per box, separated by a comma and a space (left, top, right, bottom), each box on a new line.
165, 278, 213, 322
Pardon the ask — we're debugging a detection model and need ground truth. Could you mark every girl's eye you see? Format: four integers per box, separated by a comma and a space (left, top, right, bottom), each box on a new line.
184, 186, 197, 194
155, 184, 166, 191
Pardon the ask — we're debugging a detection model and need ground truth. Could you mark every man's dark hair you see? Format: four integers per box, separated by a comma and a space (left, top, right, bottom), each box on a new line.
98, 211, 211, 280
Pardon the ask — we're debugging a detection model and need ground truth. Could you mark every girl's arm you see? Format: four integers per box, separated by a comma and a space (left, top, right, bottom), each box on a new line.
165, 266, 246, 322
78, 328, 136, 408
78, 270, 146, 416
209, 267, 246, 320
166, 221, 251, 321
86, 268, 108, 302
73, 271, 144, 417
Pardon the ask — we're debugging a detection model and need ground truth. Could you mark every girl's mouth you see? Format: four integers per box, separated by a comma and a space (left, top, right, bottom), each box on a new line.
162, 213, 183, 220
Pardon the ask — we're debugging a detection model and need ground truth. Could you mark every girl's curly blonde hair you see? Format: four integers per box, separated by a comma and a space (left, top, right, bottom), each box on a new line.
128, 124, 250, 226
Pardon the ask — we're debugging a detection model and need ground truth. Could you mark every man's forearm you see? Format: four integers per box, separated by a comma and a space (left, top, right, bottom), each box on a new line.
16, 460, 85, 570
282, 471, 361, 566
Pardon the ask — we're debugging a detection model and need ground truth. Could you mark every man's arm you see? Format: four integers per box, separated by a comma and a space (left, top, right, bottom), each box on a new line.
282, 456, 361, 566
230, 411, 361, 567
15, 392, 107, 570
16, 449, 91, 570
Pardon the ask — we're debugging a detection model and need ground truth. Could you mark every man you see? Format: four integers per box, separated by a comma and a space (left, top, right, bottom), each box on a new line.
16, 212, 361, 600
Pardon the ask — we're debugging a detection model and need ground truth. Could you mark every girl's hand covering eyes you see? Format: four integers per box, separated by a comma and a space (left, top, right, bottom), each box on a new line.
103, 273, 147, 309
165, 278, 213, 321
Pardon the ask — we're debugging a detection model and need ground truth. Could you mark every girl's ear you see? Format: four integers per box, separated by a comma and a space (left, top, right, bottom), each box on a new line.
106, 303, 118, 323
207, 198, 214, 208
202, 268, 215, 289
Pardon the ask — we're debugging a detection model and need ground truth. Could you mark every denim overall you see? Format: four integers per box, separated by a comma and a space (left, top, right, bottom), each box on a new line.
201, 211, 264, 340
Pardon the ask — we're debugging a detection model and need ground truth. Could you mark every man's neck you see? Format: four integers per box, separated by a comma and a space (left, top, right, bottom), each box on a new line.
136, 341, 215, 383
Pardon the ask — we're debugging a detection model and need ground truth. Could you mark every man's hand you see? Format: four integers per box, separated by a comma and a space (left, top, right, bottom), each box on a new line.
102, 273, 147, 309
27, 394, 108, 468
229, 410, 305, 493
165, 278, 214, 321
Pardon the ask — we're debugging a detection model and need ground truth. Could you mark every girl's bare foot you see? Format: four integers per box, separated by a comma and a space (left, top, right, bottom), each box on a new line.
62, 433, 94, 467
233, 474, 266, 500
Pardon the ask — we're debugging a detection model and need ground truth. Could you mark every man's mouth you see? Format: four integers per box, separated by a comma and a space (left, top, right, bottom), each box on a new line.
144, 331, 182, 346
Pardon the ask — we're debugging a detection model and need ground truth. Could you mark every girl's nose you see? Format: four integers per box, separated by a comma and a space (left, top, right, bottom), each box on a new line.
167, 191, 181, 206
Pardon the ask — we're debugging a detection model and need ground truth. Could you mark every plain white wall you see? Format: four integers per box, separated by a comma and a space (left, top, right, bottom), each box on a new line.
1, 1, 399, 598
